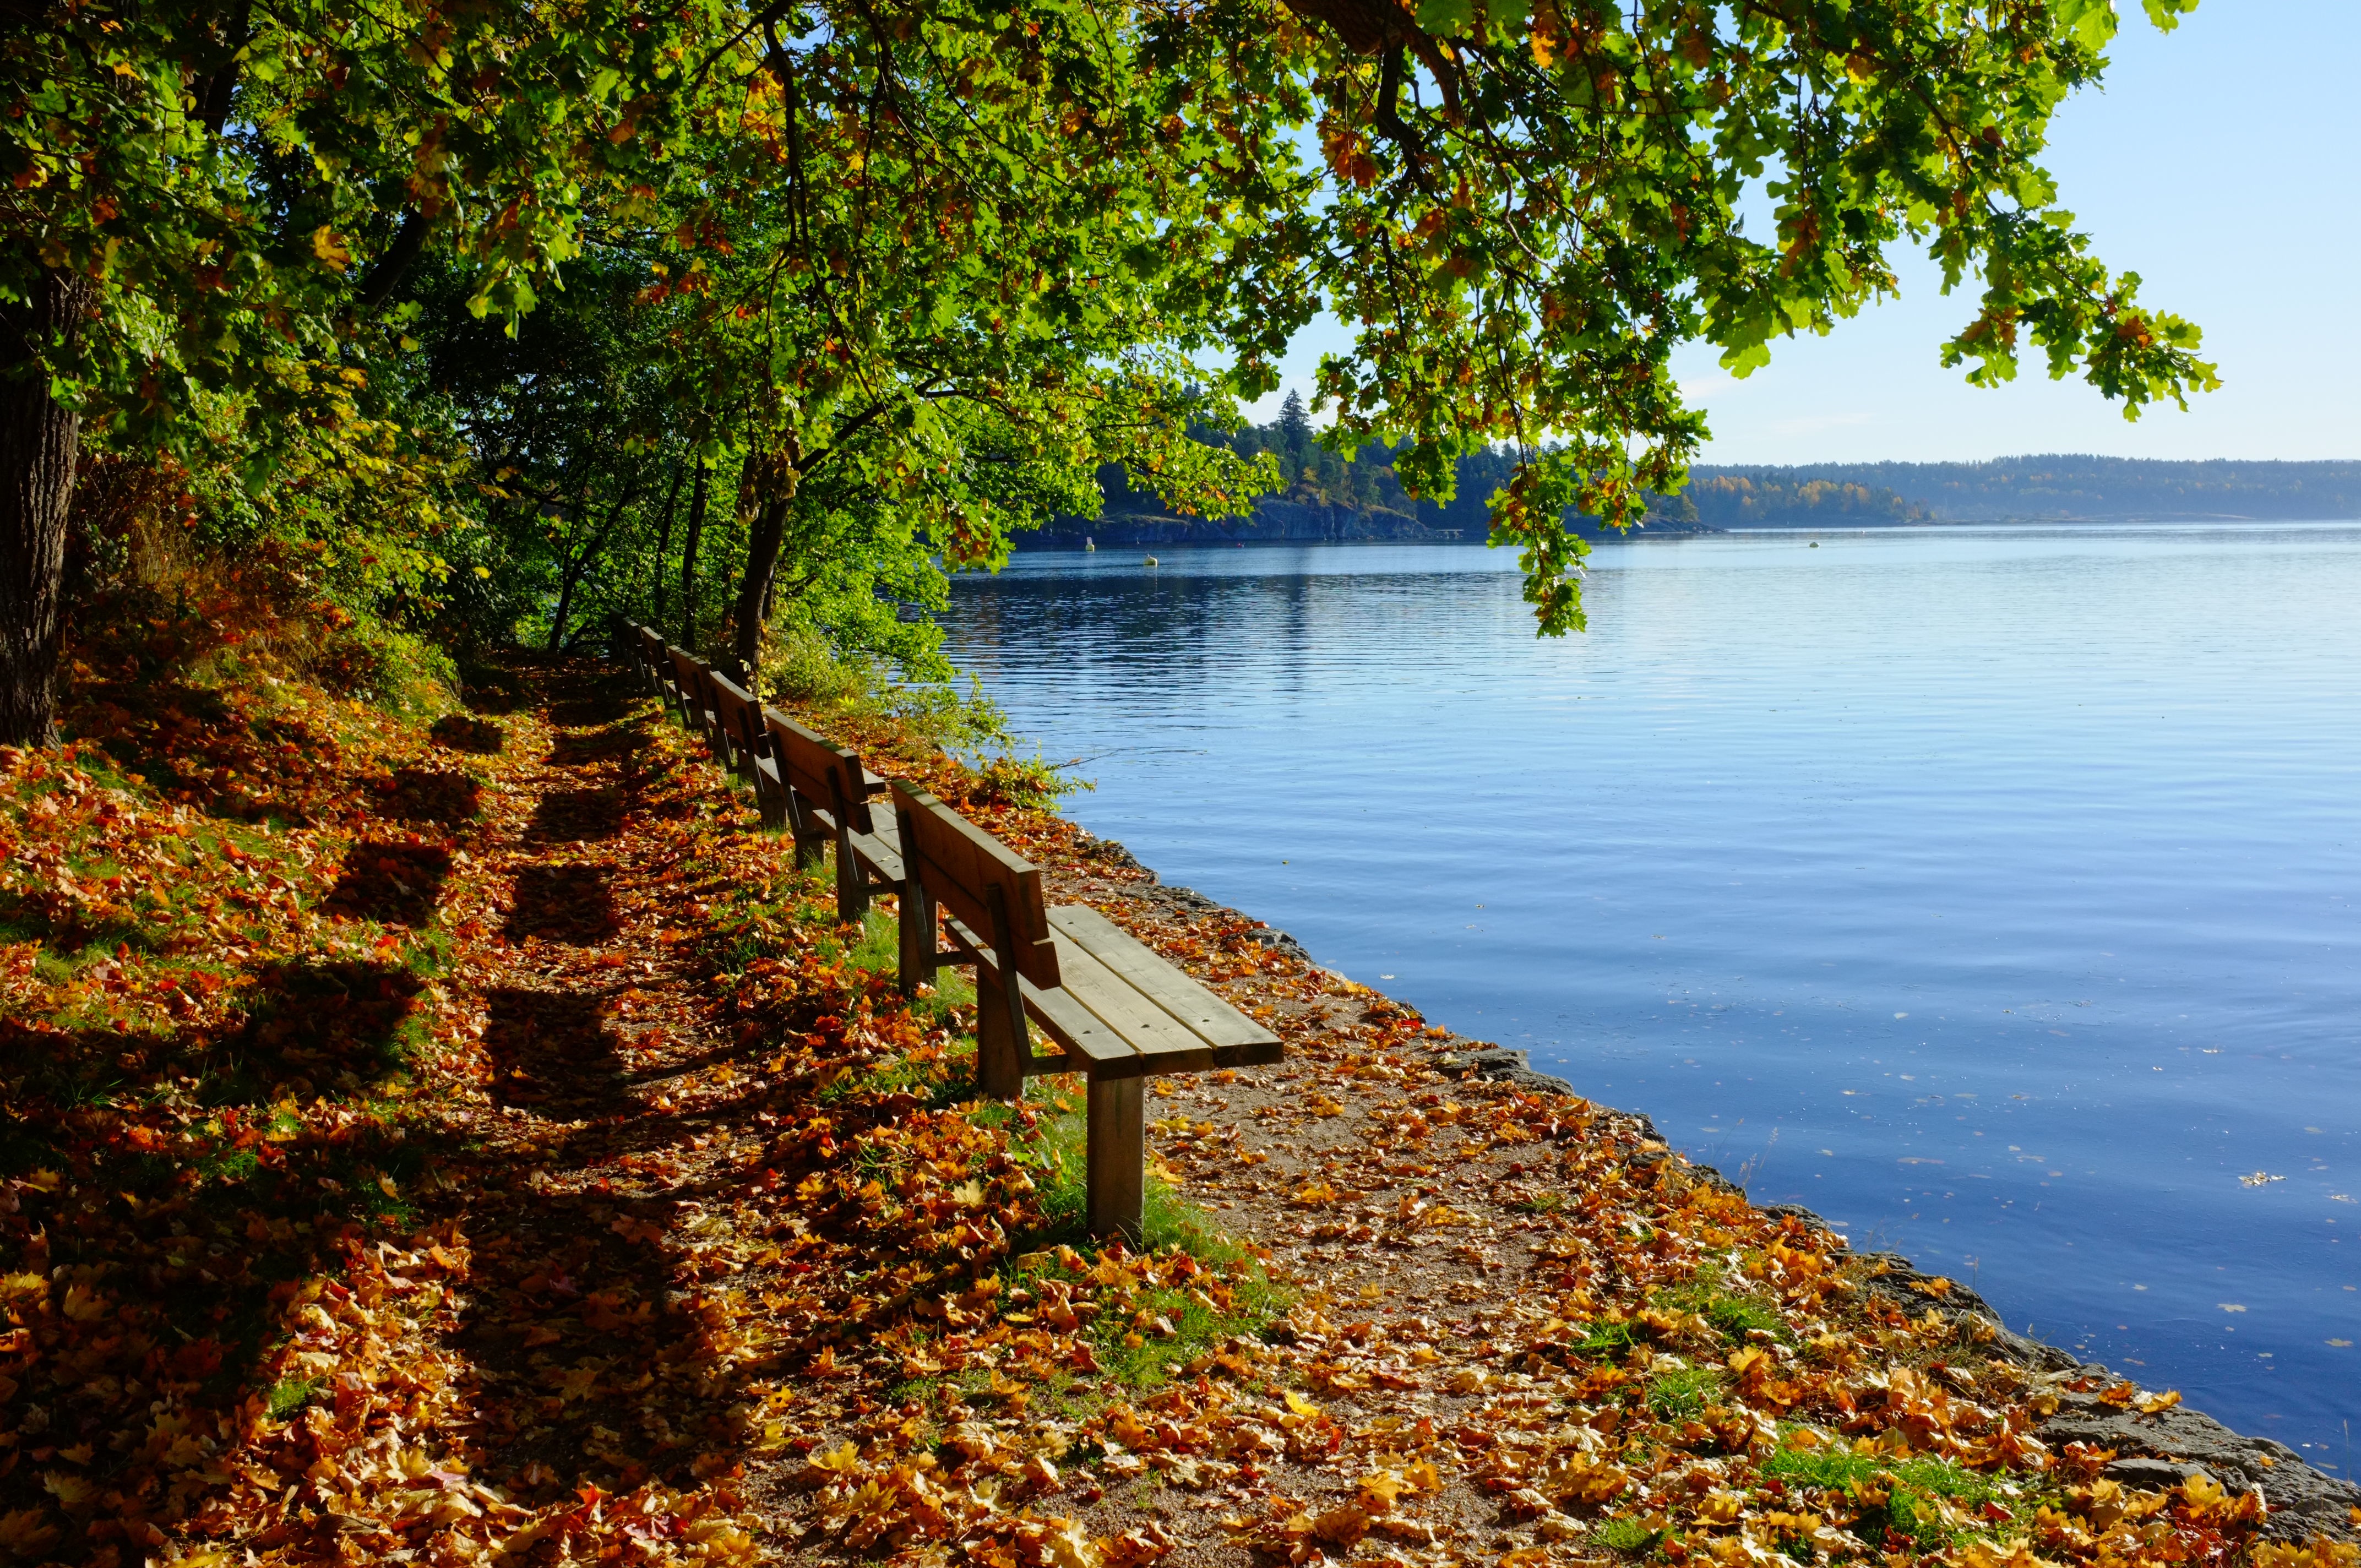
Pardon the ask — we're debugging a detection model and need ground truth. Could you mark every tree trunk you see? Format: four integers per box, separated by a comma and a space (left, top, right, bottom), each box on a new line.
650, 460, 683, 627
547, 473, 640, 652
731, 496, 790, 692
1, 267, 91, 749
677, 461, 708, 650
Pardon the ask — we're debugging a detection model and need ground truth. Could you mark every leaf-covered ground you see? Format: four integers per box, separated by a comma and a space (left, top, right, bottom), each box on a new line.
2, 657, 2354, 1568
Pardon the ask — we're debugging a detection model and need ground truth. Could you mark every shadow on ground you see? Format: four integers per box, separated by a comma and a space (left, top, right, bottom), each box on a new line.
325, 839, 454, 925
503, 863, 620, 945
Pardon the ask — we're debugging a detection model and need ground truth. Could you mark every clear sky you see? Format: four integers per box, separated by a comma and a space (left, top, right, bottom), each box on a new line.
1252, 1, 2361, 465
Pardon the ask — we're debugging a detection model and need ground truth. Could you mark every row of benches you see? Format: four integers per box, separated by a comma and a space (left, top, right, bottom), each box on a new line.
621, 624, 1283, 1240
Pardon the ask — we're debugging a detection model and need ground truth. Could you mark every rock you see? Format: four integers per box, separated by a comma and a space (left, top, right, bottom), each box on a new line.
2041, 1387, 2360, 1540
1440, 1047, 1578, 1096
2105, 1456, 2215, 1490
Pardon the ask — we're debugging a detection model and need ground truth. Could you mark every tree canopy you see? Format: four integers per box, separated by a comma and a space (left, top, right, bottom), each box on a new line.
3, 0, 2216, 738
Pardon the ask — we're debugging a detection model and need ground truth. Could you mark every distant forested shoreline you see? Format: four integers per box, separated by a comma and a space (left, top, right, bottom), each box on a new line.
1694, 457, 2361, 522
1027, 405, 2361, 548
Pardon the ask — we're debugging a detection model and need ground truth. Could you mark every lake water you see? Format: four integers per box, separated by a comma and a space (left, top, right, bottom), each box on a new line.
940, 526, 2361, 1460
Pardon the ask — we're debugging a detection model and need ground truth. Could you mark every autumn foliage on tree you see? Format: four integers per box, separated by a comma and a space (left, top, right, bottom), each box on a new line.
4, 0, 2217, 741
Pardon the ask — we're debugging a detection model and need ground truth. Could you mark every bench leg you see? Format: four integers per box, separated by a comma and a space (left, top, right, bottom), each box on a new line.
1087, 1075, 1145, 1243
783, 792, 823, 872
973, 964, 1027, 1099
834, 825, 869, 923
897, 878, 936, 996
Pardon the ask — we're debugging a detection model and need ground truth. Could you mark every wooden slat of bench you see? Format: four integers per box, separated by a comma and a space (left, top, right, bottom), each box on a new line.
1011, 975, 1126, 1074
846, 827, 903, 885
935, 913, 1095, 1073
1046, 905, 1281, 1064
1047, 933, 1216, 1075
893, 786, 1060, 991
764, 710, 875, 834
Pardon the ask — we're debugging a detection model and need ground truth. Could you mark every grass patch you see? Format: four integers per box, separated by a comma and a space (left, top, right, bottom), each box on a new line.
1762, 1441, 2016, 1549
1085, 1269, 1290, 1393
1651, 1269, 1789, 1345
266, 1376, 321, 1419
1576, 1317, 1640, 1357
1644, 1363, 1724, 1421
1594, 1518, 1664, 1556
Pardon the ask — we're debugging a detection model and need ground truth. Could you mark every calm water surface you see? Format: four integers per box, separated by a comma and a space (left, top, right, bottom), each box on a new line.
940, 526, 2361, 1460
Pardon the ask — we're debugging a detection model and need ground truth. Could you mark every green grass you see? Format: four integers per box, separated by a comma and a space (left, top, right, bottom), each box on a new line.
1594, 1518, 1664, 1556
1089, 1271, 1289, 1391
1575, 1317, 1640, 1356
266, 1376, 321, 1419
1644, 1363, 1724, 1421
1762, 1441, 2017, 1549
1651, 1268, 1789, 1345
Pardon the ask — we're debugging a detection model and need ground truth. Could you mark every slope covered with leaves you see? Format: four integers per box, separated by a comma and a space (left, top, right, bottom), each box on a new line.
1, 653, 2353, 1568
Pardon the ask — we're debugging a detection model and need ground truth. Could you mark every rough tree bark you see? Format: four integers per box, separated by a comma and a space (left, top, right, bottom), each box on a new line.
546, 473, 638, 653
649, 461, 683, 627
1, 266, 93, 749
730, 495, 790, 692
677, 461, 708, 650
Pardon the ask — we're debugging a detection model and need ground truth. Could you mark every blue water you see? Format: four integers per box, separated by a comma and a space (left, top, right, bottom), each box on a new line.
940, 526, 2361, 1460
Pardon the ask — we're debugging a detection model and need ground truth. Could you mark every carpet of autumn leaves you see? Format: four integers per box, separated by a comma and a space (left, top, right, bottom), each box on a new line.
2, 636, 2356, 1568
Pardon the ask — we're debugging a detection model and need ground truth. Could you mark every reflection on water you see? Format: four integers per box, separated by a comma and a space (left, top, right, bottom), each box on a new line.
945, 526, 2361, 1458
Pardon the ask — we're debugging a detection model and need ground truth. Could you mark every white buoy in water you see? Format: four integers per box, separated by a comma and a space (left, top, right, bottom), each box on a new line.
1084, 536, 1095, 551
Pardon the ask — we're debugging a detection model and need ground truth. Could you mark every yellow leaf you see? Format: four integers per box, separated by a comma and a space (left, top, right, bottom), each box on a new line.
809, 1441, 862, 1474
40, 1473, 98, 1517
1312, 1505, 1370, 1548
311, 225, 353, 272
2135, 1389, 2182, 1414
0, 1509, 61, 1558
1283, 1390, 1320, 1417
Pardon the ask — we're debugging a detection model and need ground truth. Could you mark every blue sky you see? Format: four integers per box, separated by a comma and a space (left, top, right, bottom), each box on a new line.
1253, 2, 2361, 464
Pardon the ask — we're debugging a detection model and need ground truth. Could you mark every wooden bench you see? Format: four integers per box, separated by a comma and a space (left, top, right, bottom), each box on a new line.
645, 633, 694, 725
890, 782, 1282, 1239
761, 709, 906, 923
630, 624, 671, 705
705, 669, 774, 796
639, 626, 671, 698
666, 646, 735, 763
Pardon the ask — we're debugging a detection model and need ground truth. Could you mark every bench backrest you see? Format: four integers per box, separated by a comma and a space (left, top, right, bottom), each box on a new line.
763, 709, 877, 832
890, 783, 1060, 990
708, 671, 765, 760
666, 646, 709, 710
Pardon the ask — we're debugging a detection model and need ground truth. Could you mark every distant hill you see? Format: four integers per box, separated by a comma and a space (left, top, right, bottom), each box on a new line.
1694, 457, 2361, 522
